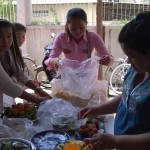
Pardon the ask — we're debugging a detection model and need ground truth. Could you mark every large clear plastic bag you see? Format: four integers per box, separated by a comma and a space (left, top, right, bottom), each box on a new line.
51, 56, 108, 107
36, 99, 83, 134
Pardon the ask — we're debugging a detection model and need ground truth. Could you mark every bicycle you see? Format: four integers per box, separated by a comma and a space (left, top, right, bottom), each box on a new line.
22, 54, 37, 78
104, 57, 130, 94
22, 54, 51, 88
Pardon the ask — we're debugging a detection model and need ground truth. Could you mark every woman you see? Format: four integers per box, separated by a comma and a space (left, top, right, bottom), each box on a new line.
0, 19, 51, 112
78, 11, 150, 150
45, 8, 114, 69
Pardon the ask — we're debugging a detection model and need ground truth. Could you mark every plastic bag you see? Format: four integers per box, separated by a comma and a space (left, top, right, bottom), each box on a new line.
37, 99, 83, 133
0, 119, 20, 138
2, 118, 33, 139
51, 56, 108, 107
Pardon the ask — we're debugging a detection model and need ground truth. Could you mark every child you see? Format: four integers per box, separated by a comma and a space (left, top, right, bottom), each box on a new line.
13, 22, 41, 86
0, 19, 51, 112
78, 11, 150, 150
44, 8, 114, 69
12, 22, 26, 48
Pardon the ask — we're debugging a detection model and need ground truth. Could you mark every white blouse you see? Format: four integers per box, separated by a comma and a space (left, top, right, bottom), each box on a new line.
0, 50, 31, 112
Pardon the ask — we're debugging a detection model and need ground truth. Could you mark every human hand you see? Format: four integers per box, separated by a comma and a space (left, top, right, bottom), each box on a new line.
78, 106, 99, 119
33, 80, 41, 86
35, 96, 51, 104
99, 55, 111, 66
48, 57, 60, 69
35, 88, 52, 98
84, 133, 116, 150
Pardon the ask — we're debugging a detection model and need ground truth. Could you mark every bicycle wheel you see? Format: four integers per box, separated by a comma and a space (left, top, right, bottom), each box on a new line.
109, 63, 130, 94
23, 57, 37, 79
104, 59, 124, 83
35, 69, 51, 88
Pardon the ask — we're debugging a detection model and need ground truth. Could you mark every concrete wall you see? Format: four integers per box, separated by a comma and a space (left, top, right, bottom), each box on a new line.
104, 25, 126, 60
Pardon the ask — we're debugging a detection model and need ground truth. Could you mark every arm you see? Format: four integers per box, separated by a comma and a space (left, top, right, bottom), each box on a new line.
92, 32, 114, 66
44, 33, 63, 69
78, 94, 121, 119
25, 80, 51, 98
19, 90, 49, 104
115, 133, 150, 150
89, 132, 150, 150
0, 62, 50, 104
96, 94, 121, 115
9, 51, 51, 98
0, 62, 23, 98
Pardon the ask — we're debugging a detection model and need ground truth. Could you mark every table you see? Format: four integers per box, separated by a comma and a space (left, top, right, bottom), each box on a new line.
25, 115, 115, 141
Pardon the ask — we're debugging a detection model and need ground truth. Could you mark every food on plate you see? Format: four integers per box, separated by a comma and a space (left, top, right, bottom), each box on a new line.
51, 114, 77, 135
77, 118, 99, 138
3, 103, 37, 120
57, 140, 94, 150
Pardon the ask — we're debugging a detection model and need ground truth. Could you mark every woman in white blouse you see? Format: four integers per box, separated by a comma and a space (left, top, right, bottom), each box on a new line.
0, 19, 51, 112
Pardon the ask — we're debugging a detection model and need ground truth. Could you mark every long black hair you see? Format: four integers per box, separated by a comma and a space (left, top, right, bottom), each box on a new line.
0, 19, 24, 80
12, 22, 26, 32
118, 11, 150, 54
65, 8, 87, 36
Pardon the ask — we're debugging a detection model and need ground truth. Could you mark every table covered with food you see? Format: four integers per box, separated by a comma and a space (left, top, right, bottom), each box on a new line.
0, 99, 114, 150
0, 57, 114, 150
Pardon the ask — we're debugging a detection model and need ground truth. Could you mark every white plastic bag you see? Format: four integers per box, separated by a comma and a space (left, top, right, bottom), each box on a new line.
0, 119, 20, 138
51, 56, 108, 107
36, 99, 83, 133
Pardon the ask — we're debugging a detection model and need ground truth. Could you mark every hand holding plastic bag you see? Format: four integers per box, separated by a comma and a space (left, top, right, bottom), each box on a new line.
52, 56, 100, 100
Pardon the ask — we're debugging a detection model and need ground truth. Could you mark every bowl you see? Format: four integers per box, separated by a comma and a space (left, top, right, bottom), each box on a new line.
2, 103, 38, 121
31, 130, 70, 150
0, 138, 36, 150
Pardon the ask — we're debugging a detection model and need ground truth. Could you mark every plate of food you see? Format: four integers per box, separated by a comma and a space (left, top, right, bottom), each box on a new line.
31, 130, 70, 150
75, 117, 105, 140
1, 103, 38, 121
0, 138, 36, 150
56, 140, 95, 150
51, 114, 77, 135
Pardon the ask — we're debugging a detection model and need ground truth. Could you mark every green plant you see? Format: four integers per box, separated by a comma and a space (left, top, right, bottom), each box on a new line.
49, 7, 60, 25
31, 19, 50, 25
109, 19, 129, 25
0, 0, 16, 22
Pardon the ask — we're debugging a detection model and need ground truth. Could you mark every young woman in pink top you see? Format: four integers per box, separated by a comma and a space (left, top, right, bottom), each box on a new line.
45, 8, 114, 69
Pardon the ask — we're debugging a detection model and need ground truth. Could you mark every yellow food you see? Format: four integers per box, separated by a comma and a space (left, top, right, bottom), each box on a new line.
57, 140, 94, 150
63, 143, 81, 150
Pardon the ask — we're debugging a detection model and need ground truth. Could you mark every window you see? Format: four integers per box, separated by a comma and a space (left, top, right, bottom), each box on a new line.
33, 10, 49, 17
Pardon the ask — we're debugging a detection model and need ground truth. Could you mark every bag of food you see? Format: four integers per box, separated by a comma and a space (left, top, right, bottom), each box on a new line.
37, 99, 83, 134
51, 56, 108, 107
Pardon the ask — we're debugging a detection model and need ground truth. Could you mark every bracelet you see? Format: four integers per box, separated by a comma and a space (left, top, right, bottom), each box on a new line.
34, 87, 43, 93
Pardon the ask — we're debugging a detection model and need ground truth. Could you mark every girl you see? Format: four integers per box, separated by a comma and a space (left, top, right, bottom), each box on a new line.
44, 8, 114, 69
78, 11, 150, 150
0, 19, 51, 112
